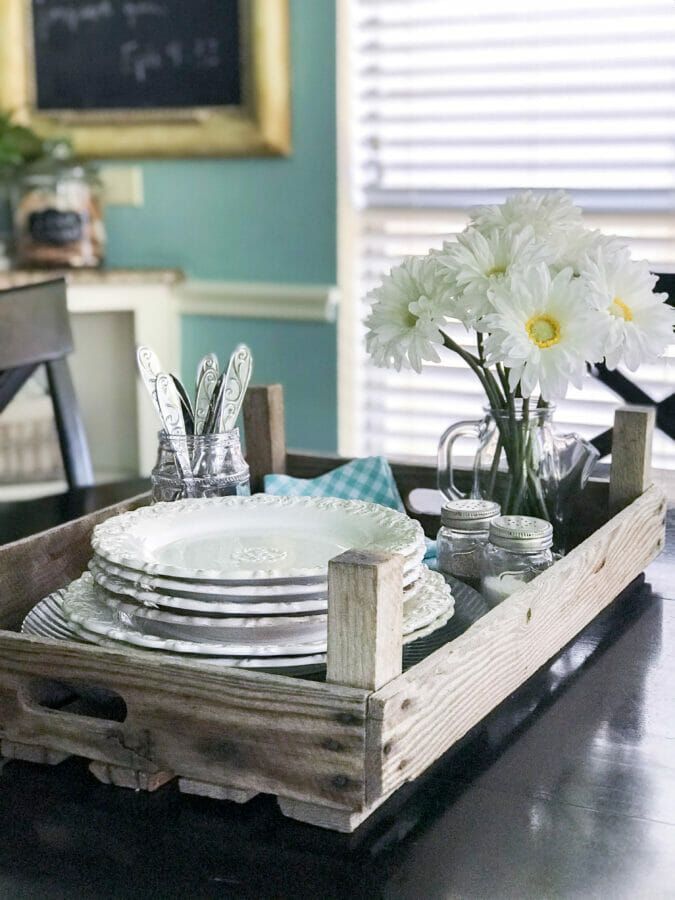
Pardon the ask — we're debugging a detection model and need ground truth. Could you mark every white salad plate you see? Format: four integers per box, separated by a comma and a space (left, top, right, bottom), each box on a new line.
88, 556, 422, 611
89, 552, 424, 596
59, 569, 453, 656
89, 565, 331, 615
91, 495, 426, 583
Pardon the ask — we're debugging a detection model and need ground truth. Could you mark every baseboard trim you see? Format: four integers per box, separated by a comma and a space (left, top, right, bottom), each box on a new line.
175, 280, 339, 323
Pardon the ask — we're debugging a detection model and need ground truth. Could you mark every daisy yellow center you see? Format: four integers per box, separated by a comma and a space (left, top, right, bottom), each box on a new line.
526, 313, 561, 349
608, 297, 633, 322
485, 265, 506, 277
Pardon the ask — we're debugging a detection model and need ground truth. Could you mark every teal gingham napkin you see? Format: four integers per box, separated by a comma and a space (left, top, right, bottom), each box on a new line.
264, 456, 437, 563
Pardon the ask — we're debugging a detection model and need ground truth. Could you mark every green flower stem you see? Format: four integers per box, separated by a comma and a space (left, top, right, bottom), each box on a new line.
487, 432, 502, 499
441, 333, 504, 411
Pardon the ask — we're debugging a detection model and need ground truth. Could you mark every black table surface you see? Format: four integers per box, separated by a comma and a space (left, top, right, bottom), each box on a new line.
0, 481, 673, 900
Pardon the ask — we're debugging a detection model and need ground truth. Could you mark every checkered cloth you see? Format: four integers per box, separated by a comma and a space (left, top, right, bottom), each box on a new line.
264, 456, 437, 563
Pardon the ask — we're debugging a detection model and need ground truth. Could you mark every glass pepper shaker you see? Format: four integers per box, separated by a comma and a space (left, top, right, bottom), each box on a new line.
480, 515, 554, 608
436, 498, 501, 590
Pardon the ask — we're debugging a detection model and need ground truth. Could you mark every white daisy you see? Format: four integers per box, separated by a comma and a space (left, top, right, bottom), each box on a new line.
583, 250, 674, 370
482, 264, 606, 401
555, 226, 630, 276
469, 190, 582, 240
434, 223, 548, 326
364, 255, 450, 373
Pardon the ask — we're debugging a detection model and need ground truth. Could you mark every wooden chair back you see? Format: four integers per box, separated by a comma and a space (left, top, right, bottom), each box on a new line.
0, 279, 94, 489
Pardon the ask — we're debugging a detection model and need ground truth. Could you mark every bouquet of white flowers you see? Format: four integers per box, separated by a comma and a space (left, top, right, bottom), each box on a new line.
364, 191, 673, 526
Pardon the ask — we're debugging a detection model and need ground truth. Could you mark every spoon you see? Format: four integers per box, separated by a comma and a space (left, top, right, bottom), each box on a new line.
220, 344, 253, 432
155, 373, 195, 497
194, 354, 219, 435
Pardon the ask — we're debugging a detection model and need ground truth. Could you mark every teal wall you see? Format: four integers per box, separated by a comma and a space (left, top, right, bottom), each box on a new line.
105, 1, 338, 451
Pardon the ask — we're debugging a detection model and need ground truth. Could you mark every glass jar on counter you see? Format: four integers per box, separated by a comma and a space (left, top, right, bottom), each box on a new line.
150, 430, 250, 503
10, 141, 105, 268
480, 515, 554, 608
436, 498, 501, 590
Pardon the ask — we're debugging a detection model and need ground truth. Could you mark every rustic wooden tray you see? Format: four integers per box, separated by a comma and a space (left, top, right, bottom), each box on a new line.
0, 387, 666, 832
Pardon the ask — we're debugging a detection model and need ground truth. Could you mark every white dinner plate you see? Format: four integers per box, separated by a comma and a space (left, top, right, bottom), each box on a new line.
23, 576, 455, 674
60, 568, 453, 656
91, 495, 425, 583
99, 566, 452, 645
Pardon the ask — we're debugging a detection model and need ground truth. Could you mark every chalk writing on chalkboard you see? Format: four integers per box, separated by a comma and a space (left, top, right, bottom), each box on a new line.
31, 0, 241, 111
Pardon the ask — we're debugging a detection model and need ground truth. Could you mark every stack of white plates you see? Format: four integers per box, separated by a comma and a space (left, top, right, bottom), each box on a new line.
23, 495, 455, 673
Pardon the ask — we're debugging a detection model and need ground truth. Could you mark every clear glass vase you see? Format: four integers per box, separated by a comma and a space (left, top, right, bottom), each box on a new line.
150, 429, 250, 503
437, 403, 599, 548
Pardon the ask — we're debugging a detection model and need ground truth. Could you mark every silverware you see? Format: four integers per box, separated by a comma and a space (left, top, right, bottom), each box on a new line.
136, 345, 165, 423
194, 354, 219, 435
155, 373, 195, 496
170, 374, 195, 434
220, 344, 253, 432
203, 371, 227, 435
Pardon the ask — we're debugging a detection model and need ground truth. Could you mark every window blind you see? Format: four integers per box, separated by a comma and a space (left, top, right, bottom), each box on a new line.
341, 0, 675, 468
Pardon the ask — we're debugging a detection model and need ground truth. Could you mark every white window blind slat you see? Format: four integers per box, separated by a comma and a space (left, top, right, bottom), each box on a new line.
342, 0, 675, 469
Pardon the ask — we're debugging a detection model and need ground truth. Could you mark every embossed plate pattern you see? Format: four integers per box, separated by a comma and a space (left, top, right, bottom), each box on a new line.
91, 495, 426, 582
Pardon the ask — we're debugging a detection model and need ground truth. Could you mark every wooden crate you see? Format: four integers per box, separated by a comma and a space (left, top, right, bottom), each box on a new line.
0, 388, 666, 832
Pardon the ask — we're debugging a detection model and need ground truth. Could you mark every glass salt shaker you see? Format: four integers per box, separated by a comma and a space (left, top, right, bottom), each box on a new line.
436, 499, 501, 590
480, 515, 554, 608
150, 429, 250, 503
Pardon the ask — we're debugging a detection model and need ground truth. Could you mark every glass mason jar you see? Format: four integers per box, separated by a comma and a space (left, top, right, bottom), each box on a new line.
437, 402, 599, 550
436, 498, 501, 590
150, 430, 250, 503
10, 141, 106, 268
480, 515, 554, 608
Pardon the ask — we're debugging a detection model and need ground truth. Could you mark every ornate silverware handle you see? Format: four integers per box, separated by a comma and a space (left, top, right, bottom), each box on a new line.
155, 373, 196, 497
221, 344, 253, 433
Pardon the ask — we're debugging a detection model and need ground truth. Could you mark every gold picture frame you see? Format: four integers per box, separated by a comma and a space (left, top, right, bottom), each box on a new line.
0, 0, 291, 157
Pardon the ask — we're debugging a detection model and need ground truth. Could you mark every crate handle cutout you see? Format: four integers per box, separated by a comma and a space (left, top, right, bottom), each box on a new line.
19, 677, 128, 723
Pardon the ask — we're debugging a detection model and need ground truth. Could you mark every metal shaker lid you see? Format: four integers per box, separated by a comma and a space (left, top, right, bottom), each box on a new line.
489, 515, 553, 551
441, 499, 501, 530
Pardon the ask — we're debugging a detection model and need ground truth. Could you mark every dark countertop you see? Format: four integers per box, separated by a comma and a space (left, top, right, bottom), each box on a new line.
0, 483, 672, 899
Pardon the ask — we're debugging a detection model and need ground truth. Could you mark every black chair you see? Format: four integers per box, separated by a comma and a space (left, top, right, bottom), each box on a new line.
0, 278, 94, 488
590, 271, 675, 458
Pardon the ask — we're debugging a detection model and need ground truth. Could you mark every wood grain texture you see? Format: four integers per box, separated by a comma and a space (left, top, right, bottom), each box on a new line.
243, 384, 286, 493
366, 484, 667, 802
178, 779, 258, 803
88, 761, 173, 791
277, 795, 386, 833
1, 740, 69, 765
609, 405, 655, 515
0, 493, 149, 630
0, 633, 369, 808
327, 551, 404, 691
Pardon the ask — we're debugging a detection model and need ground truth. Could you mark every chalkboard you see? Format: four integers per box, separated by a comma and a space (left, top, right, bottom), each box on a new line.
31, 0, 242, 111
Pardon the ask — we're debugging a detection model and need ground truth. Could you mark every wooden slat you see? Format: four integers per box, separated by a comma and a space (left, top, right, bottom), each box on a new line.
0, 493, 149, 630
243, 384, 286, 493
366, 484, 666, 803
609, 405, 656, 515
0, 633, 370, 808
326, 550, 403, 691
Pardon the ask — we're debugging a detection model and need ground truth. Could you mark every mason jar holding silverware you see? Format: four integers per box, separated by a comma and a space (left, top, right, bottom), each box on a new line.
150, 430, 250, 503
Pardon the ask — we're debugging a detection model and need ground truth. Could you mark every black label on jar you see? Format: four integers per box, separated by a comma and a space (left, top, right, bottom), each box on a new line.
28, 209, 85, 246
